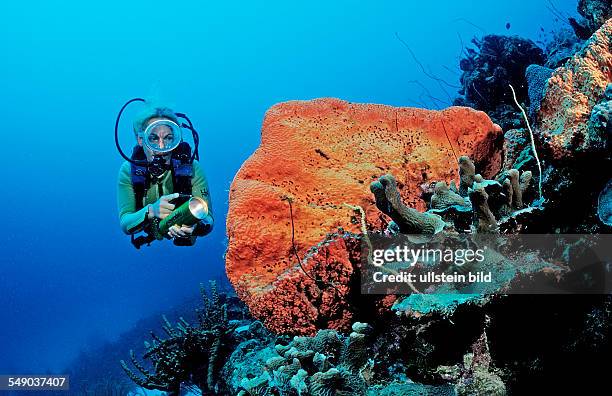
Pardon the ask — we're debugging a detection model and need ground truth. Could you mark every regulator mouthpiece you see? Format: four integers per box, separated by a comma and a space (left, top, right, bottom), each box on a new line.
148, 155, 169, 178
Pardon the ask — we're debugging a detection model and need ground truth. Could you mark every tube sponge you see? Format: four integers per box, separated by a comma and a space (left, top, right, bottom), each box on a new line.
431, 181, 470, 210
459, 156, 476, 197
469, 186, 498, 233
370, 174, 446, 234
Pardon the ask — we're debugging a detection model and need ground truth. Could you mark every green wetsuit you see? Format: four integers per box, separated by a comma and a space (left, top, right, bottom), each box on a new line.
116, 159, 214, 238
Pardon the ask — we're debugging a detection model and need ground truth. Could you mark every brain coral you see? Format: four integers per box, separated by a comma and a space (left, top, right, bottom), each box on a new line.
538, 18, 612, 160
226, 98, 503, 335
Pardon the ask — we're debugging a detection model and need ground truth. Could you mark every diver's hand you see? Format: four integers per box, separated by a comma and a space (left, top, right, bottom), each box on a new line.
168, 224, 195, 239
149, 193, 179, 219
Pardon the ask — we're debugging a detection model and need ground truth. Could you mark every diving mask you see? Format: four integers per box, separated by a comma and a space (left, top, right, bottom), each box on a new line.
142, 119, 182, 153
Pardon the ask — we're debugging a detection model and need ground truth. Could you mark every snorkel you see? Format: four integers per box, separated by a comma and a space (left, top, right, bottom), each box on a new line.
114, 98, 201, 176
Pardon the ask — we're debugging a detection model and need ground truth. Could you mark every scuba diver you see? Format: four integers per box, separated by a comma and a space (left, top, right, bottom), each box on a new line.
115, 99, 213, 248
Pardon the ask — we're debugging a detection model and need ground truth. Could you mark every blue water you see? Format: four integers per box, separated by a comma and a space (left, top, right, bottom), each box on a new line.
0, 0, 576, 375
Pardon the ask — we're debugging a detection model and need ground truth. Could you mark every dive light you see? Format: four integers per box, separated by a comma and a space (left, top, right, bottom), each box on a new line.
157, 196, 209, 239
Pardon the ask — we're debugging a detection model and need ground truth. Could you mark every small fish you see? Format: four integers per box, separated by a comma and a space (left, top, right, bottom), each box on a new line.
506, 22, 511, 30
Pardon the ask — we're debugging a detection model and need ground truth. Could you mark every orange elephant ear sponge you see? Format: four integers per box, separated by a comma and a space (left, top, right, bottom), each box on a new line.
226, 98, 503, 335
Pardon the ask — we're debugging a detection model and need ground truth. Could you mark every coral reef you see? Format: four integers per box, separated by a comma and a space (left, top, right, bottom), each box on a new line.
452, 331, 506, 396
529, 20, 612, 233
366, 153, 580, 315
378, 294, 612, 395
121, 282, 237, 395
570, 0, 612, 39
370, 153, 537, 237
501, 129, 535, 173
433, 327, 506, 396
226, 98, 503, 335
454, 35, 546, 131
579, 0, 612, 28
227, 322, 372, 395
587, 83, 612, 157
538, 19, 612, 160
543, 27, 585, 69
392, 294, 486, 318
366, 383, 456, 396
599, 179, 612, 226
221, 185, 573, 394
220, 108, 606, 396
215, 13, 612, 396
55, 6, 610, 396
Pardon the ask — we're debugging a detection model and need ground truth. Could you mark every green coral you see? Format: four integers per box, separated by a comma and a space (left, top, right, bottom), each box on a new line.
235, 323, 372, 396
310, 367, 366, 396
238, 373, 273, 396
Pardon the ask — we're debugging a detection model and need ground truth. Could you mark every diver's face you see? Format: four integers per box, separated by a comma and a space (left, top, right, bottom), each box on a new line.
139, 117, 173, 163
147, 124, 175, 151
